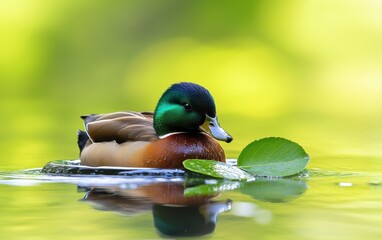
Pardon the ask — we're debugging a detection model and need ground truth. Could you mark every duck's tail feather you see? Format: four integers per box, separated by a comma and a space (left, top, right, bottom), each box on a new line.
77, 130, 89, 153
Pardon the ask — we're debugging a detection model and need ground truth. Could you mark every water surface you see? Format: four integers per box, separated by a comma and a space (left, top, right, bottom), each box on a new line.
0, 156, 381, 240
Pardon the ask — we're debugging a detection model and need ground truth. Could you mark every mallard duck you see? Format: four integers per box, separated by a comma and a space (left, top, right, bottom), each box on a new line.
77, 82, 232, 168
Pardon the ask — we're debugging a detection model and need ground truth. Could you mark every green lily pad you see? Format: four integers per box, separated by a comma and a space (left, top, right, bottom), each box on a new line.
183, 159, 253, 180
237, 137, 310, 177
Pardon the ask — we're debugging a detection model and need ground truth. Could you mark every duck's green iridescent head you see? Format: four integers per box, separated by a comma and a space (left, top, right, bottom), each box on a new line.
154, 82, 233, 143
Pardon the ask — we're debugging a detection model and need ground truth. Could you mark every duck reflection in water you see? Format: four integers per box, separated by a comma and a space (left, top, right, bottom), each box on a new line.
81, 181, 232, 237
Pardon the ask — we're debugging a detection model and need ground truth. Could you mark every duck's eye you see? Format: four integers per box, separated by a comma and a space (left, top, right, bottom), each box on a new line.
184, 103, 192, 112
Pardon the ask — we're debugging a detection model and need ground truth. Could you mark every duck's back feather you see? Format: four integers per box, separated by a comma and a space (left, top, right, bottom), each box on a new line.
81, 111, 158, 144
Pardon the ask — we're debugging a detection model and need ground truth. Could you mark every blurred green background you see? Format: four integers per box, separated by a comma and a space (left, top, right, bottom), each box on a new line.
1, 0, 382, 170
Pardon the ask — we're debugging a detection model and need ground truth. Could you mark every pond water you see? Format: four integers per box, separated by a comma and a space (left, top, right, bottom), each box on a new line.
1, 155, 381, 240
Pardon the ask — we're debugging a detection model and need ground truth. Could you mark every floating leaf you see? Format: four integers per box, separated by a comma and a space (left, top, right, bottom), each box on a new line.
183, 159, 253, 180
237, 137, 309, 177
